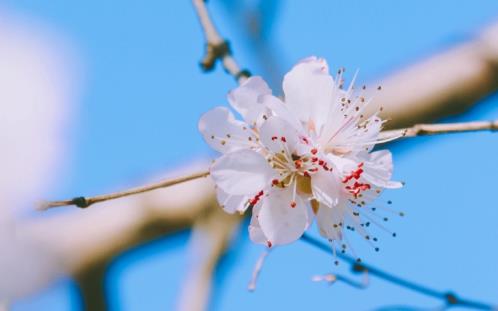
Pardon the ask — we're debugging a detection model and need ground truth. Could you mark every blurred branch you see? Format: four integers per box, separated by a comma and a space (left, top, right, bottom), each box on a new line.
74, 261, 109, 311
301, 234, 496, 311
24, 164, 216, 278
193, 0, 250, 83
373, 22, 498, 129
41, 119, 498, 210
176, 206, 241, 311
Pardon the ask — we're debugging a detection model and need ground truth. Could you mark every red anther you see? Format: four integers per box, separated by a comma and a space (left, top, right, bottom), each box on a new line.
267, 240, 273, 248
352, 168, 363, 179
323, 165, 330, 171
311, 148, 318, 155
272, 179, 279, 185
318, 160, 324, 166
309, 168, 319, 172
281, 136, 287, 142
358, 162, 364, 168
302, 137, 309, 144
258, 190, 264, 196
311, 157, 318, 162
303, 171, 310, 177
290, 201, 297, 208
294, 160, 302, 169
271, 136, 278, 141
250, 198, 258, 206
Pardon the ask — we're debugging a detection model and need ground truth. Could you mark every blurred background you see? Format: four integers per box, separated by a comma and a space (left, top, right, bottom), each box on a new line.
1, 0, 498, 310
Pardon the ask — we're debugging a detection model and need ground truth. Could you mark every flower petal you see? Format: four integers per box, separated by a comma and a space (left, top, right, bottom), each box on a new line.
311, 169, 341, 208
283, 56, 334, 131
216, 187, 249, 214
316, 200, 346, 240
228, 76, 272, 126
210, 149, 275, 195
258, 187, 309, 246
358, 150, 402, 189
259, 116, 301, 155
198, 107, 257, 153
261, 94, 304, 134
248, 205, 268, 245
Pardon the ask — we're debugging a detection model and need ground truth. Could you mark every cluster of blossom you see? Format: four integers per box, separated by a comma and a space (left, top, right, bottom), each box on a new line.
199, 56, 403, 250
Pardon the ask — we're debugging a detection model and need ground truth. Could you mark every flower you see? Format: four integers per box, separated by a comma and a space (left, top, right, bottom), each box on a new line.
199, 56, 403, 250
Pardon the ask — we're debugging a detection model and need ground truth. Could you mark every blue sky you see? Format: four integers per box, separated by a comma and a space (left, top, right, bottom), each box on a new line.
6, 1, 498, 310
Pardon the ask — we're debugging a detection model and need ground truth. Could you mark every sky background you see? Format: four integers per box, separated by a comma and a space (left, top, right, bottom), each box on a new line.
4, 0, 498, 310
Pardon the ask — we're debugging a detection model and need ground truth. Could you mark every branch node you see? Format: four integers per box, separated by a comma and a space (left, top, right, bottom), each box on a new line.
235, 69, 252, 80
72, 197, 91, 208
200, 41, 231, 72
445, 292, 459, 305
352, 263, 367, 273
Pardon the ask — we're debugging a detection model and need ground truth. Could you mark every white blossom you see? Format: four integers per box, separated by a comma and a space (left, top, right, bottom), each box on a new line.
199, 56, 403, 249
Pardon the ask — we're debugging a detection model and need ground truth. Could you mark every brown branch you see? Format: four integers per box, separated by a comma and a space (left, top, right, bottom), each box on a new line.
192, 0, 250, 83
24, 164, 217, 276
380, 119, 498, 140
39, 170, 209, 210
40, 119, 497, 211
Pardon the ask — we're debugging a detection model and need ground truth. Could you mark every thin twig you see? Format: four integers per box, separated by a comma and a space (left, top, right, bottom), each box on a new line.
192, 0, 250, 83
301, 234, 496, 310
380, 119, 498, 140
40, 119, 497, 210
39, 170, 209, 210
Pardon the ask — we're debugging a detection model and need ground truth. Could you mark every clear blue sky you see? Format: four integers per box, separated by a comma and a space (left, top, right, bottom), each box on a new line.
6, 1, 498, 310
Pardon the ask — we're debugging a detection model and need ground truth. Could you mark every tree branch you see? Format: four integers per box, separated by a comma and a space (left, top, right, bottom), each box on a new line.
39, 171, 209, 210
371, 22, 498, 129
380, 119, 498, 140
40, 119, 497, 210
193, 0, 250, 83
301, 234, 496, 311
176, 207, 241, 311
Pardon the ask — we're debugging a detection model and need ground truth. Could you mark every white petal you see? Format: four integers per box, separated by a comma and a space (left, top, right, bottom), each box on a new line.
283, 56, 334, 131
311, 169, 341, 207
228, 76, 272, 126
316, 200, 346, 240
326, 153, 357, 175
260, 94, 304, 133
358, 150, 402, 189
216, 187, 249, 214
210, 149, 276, 195
198, 107, 257, 153
259, 116, 301, 155
323, 114, 386, 153
258, 187, 309, 246
248, 205, 268, 245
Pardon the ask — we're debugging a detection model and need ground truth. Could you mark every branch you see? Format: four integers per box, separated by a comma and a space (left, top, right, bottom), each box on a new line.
301, 234, 496, 311
41, 119, 497, 210
39, 170, 209, 210
24, 163, 217, 276
380, 119, 498, 140
193, 0, 250, 83
176, 207, 241, 311
371, 22, 498, 129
